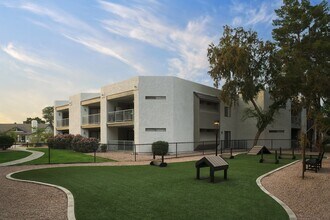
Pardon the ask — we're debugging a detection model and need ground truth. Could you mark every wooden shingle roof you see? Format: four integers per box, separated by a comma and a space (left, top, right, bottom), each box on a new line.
195, 156, 228, 168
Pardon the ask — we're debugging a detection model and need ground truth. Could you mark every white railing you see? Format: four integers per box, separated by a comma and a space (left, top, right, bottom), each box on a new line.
56, 118, 69, 127
82, 113, 100, 125
108, 109, 134, 123
106, 140, 134, 151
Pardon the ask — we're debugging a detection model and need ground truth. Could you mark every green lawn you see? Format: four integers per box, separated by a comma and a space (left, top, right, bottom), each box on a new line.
0, 150, 32, 163
14, 154, 295, 220
22, 148, 114, 165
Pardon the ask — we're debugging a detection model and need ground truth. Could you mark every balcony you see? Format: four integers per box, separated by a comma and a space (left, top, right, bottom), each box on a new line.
107, 109, 134, 126
56, 118, 69, 130
82, 113, 100, 128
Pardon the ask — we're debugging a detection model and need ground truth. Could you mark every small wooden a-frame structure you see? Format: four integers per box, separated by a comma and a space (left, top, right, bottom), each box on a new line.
248, 146, 271, 155
195, 156, 229, 183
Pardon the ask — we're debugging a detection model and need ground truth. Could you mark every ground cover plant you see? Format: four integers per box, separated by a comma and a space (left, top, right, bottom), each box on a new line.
0, 151, 31, 163
21, 148, 114, 165
14, 154, 295, 220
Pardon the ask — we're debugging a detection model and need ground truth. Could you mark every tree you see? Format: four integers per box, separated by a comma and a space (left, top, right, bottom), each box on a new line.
272, 0, 330, 149
23, 117, 45, 124
208, 25, 286, 146
42, 106, 54, 128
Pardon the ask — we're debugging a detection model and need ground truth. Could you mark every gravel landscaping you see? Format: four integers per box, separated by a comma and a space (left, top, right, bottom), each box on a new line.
262, 154, 330, 220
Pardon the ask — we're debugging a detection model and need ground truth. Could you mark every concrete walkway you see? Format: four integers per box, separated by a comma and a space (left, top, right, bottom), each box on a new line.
0, 146, 44, 166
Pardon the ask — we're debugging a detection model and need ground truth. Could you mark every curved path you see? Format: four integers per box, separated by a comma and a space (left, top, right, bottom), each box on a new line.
0, 146, 44, 167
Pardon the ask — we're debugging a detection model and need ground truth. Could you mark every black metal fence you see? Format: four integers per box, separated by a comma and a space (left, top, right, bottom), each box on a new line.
12, 139, 303, 163
100, 139, 302, 161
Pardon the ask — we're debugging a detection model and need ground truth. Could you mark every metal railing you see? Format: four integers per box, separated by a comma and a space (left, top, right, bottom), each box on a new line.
108, 109, 134, 123
99, 139, 302, 161
106, 140, 134, 151
56, 118, 69, 127
82, 113, 100, 125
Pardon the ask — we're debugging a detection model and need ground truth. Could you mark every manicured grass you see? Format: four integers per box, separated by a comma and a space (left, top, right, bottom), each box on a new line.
0, 150, 32, 163
14, 154, 296, 220
22, 148, 114, 165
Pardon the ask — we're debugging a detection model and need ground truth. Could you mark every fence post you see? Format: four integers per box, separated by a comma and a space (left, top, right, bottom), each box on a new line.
260, 150, 264, 163
230, 148, 234, 159
94, 150, 96, 163
220, 142, 223, 155
275, 150, 279, 164
203, 141, 205, 155
134, 144, 136, 161
176, 143, 178, 158
48, 145, 50, 164
292, 147, 296, 160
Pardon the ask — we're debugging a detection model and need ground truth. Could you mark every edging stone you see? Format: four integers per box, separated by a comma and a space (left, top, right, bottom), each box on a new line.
256, 160, 300, 220
6, 170, 75, 220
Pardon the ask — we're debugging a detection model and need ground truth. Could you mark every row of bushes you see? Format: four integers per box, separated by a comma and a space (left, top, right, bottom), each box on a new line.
47, 134, 98, 153
0, 134, 15, 150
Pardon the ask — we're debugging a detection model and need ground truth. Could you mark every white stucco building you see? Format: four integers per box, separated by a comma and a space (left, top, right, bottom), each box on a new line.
54, 76, 305, 153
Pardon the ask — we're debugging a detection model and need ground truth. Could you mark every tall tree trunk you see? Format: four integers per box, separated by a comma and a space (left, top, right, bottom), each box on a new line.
253, 129, 262, 147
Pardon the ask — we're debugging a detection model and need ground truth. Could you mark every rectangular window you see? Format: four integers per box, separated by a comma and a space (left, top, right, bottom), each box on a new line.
145, 128, 166, 132
145, 96, 166, 100
269, 130, 285, 133
224, 106, 231, 117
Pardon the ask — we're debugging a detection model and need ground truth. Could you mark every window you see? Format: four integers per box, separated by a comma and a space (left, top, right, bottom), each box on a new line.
224, 106, 231, 117
145, 96, 166, 100
145, 128, 166, 132
269, 130, 285, 133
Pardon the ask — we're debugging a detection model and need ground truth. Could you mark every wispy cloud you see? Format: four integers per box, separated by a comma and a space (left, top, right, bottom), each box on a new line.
1, 42, 62, 70
20, 2, 95, 34
99, 0, 214, 80
4, 1, 144, 74
230, 1, 277, 27
63, 34, 145, 73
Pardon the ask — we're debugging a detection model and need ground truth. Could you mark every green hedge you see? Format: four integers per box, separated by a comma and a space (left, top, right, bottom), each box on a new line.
152, 141, 169, 156
48, 134, 99, 153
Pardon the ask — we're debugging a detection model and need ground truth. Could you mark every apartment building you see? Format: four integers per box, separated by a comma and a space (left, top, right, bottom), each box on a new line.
54, 76, 306, 152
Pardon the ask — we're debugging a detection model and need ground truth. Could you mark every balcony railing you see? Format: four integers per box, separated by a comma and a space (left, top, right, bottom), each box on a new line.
82, 113, 100, 125
56, 118, 69, 127
108, 109, 134, 123
106, 140, 134, 151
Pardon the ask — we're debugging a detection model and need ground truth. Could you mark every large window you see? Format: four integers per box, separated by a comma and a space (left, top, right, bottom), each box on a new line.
145, 96, 166, 100
145, 128, 166, 132
224, 106, 231, 117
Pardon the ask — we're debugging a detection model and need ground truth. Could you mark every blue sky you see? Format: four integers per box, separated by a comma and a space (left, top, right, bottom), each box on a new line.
0, 0, 282, 123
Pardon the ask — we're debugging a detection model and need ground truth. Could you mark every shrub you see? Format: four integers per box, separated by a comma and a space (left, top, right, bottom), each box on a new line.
74, 137, 99, 153
52, 134, 74, 149
71, 135, 84, 150
152, 141, 169, 156
0, 134, 15, 150
100, 144, 107, 152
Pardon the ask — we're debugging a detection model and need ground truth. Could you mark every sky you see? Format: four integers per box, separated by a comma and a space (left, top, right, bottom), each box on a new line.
0, 0, 282, 123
